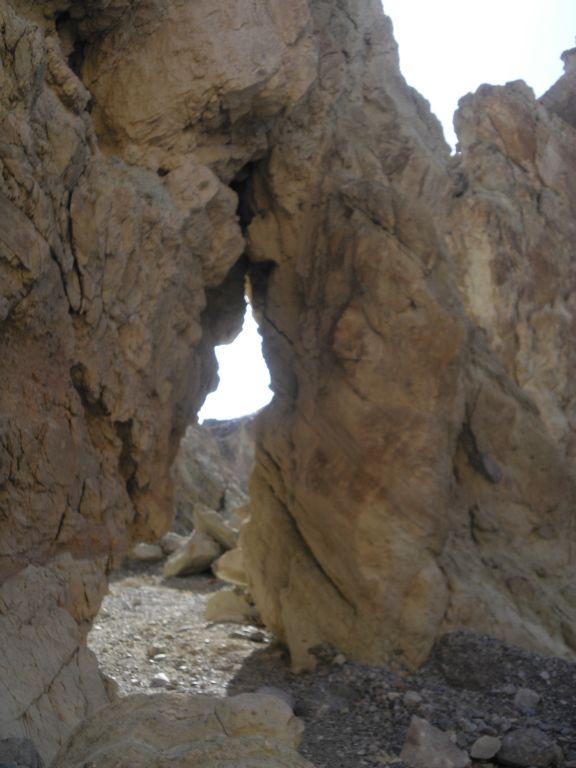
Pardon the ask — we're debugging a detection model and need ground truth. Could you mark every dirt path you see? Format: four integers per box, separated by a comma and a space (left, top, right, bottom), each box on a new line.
89, 562, 576, 768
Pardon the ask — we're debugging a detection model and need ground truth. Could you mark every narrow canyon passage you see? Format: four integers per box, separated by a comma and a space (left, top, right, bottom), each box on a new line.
2, 0, 576, 764
86, 560, 576, 767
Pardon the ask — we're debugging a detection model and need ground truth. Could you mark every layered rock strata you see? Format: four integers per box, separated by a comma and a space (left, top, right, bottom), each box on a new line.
1, 0, 576, 760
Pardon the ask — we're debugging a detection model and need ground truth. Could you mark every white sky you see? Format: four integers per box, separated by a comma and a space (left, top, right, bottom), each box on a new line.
198, 306, 273, 421
200, 0, 574, 422
383, 0, 575, 146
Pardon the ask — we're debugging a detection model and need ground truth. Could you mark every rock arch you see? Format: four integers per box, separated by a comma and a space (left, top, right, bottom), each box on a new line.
1, 0, 576, 761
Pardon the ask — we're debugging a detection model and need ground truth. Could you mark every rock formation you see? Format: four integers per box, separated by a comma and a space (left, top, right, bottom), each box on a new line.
1, 0, 576, 761
52, 692, 311, 768
173, 416, 254, 532
241, 11, 576, 670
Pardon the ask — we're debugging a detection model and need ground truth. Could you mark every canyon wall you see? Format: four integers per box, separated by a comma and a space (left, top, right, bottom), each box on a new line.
243, 20, 576, 669
1, 0, 575, 760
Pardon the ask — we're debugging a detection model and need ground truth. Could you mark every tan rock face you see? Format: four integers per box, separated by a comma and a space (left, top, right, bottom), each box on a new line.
2, 0, 576, 758
241, 7, 576, 670
0, 556, 110, 764
52, 692, 311, 768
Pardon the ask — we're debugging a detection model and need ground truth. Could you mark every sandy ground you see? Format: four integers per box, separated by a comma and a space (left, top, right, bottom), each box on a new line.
89, 561, 576, 768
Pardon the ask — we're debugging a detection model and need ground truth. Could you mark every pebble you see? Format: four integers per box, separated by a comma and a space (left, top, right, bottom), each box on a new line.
470, 735, 502, 760
403, 691, 423, 708
150, 672, 170, 688
513, 687, 540, 714
498, 727, 557, 768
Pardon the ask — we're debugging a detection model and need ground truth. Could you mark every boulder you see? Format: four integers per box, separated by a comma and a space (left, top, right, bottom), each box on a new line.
52, 693, 310, 768
194, 506, 239, 550
497, 728, 558, 768
205, 589, 259, 624
163, 532, 223, 578
160, 532, 189, 555
212, 548, 248, 587
400, 717, 471, 768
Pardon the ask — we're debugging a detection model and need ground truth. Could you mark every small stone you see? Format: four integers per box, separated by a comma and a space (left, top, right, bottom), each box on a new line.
403, 691, 423, 708
159, 531, 188, 555
470, 735, 502, 760
333, 653, 347, 666
400, 717, 471, 768
147, 644, 166, 658
150, 672, 170, 688
129, 542, 164, 562
497, 727, 557, 767
513, 687, 540, 714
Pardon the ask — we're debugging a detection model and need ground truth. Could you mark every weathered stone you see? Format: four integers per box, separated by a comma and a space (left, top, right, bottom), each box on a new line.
194, 506, 240, 551
3, 0, 576, 758
215, 693, 304, 749
497, 728, 557, 767
400, 717, 471, 768
205, 588, 259, 624
163, 532, 223, 578
173, 418, 254, 532
470, 735, 501, 761
0, 556, 110, 764
212, 548, 248, 587
150, 672, 171, 689
129, 543, 164, 563
513, 687, 541, 714
160, 531, 188, 555
52, 692, 312, 768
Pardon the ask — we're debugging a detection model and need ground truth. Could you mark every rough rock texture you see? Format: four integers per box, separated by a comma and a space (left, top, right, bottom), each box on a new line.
173, 417, 255, 532
400, 716, 470, 768
0, 556, 110, 762
241, 8, 576, 669
52, 692, 311, 768
2, 0, 576, 759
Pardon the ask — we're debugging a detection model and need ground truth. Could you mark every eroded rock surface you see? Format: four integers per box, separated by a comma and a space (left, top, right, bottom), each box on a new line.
173, 417, 255, 532
241, 5, 576, 669
52, 692, 311, 768
2, 0, 576, 760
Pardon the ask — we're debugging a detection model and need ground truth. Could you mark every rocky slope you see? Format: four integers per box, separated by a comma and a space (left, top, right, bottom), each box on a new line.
1, 0, 576, 762
87, 565, 576, 768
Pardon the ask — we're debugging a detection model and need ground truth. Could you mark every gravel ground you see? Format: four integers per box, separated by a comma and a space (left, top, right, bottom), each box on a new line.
89, 561, 576, 768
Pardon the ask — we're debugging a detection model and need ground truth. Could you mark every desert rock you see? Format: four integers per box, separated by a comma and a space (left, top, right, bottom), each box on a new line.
52, 692, 310, 768
205, 588, 259, 624
194, 506, 240, 551
163, 532, 223, 578
400, 717, 470, 768
2, 0, 576, 759
212, 547, 248, 587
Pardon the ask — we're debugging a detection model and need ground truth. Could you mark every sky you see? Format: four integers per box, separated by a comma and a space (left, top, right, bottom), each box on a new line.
383, 0, 575, 146
199, 0, 574, 422
198, 306, 273, 421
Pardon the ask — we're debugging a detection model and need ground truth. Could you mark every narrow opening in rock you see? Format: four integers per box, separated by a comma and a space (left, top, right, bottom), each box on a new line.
199, 296, 273, 423
55, 12, 86, 77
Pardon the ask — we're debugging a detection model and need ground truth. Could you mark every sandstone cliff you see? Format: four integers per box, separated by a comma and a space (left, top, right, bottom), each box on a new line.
1, 0, 576, 760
